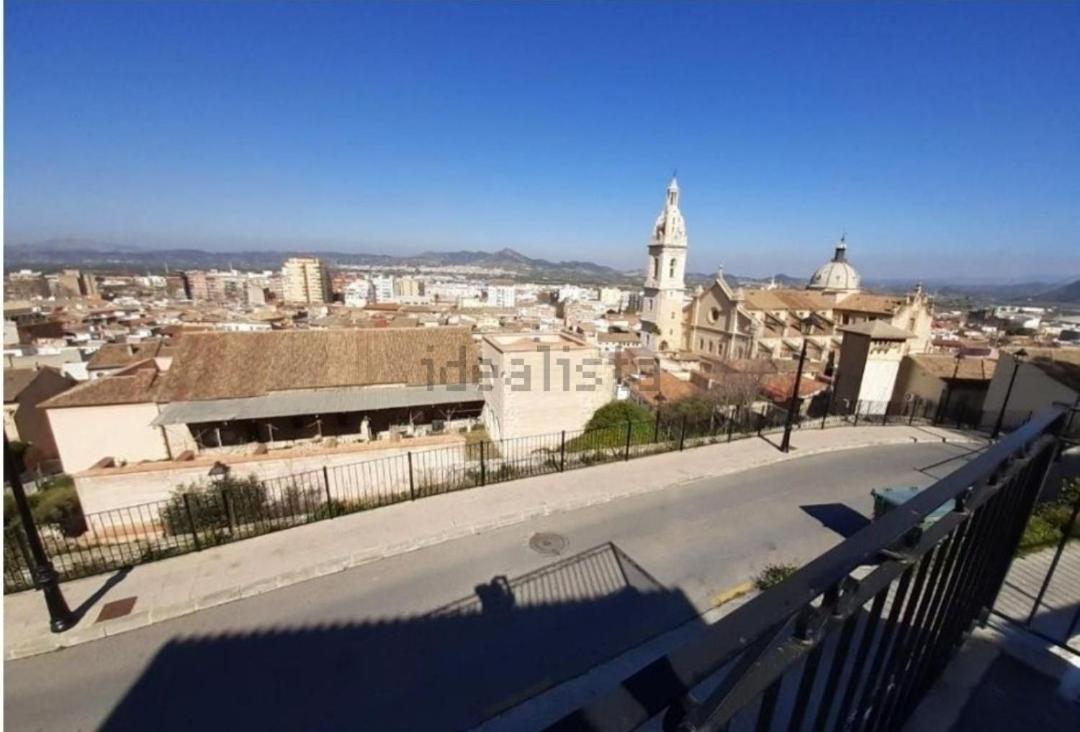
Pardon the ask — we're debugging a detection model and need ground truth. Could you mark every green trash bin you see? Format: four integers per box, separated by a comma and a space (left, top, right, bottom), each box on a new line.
872, 486, 952, 527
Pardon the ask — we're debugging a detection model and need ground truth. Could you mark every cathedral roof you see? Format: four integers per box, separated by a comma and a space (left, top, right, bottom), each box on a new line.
808, 237, 861, 292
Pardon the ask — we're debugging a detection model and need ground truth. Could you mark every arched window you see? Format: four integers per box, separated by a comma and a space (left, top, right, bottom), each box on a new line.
653, 257, 660, 279
669, 258, 676, 278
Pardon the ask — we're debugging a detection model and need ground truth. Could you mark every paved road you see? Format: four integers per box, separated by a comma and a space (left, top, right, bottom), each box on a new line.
4, 441, 976, 731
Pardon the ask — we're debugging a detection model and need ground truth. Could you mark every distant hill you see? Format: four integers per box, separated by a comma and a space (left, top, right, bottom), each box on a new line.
4, 241, 634, 284
1037, 279, 1080, 304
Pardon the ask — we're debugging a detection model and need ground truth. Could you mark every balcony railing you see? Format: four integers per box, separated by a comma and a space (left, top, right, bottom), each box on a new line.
548, 405, 1071, 732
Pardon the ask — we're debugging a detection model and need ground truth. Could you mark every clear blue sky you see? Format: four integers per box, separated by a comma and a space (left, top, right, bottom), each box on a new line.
6, 1, 1080, 282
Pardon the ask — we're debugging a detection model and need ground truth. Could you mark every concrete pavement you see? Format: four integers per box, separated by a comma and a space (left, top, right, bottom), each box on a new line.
4, 423, 981, 660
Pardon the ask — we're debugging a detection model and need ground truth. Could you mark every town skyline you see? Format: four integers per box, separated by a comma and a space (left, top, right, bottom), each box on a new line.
6, 3, 1080, 280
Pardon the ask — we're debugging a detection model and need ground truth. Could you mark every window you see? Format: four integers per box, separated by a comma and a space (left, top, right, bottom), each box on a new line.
652, 257, 660, 279
669, 258, 676, 278
708, 307, 721, 324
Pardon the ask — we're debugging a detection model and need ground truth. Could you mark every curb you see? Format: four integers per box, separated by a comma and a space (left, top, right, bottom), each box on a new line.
4, 431, 983, 660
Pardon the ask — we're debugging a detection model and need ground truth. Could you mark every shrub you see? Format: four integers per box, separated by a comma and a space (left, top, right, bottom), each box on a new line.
755, 562, 800, 591
161, 474, 268, 536
31, 482, 86, 537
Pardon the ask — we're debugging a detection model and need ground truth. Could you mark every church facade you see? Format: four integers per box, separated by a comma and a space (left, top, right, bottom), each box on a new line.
636, 179, 933, 366
639, 177, 688, 352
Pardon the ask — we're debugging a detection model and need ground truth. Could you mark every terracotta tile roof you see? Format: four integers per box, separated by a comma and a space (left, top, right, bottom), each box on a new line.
1020, 347, 1080, 393
760, 374, 829, 402
3, 369, 39, 403
910, 354, 997, 381
833, 293, 905, 315
742, 289, 835, 312
158, 327, 479, 402
88, 339, 174, 370
40, 360, 164, 408
631, 371, 703, 406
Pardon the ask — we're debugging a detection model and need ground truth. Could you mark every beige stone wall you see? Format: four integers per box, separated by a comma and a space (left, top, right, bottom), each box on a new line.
482, 338, 614, 441
980, 352, 1078, 429
74, 436, 469, 515
46, 402, 170, 473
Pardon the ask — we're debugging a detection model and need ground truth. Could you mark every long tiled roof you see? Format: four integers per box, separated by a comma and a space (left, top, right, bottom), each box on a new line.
40, 360, 164, 408
158, 327, 479, 402
910, 354, 997, 381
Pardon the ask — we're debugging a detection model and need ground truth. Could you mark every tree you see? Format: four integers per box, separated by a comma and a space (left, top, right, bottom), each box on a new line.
582, 400, 653, 431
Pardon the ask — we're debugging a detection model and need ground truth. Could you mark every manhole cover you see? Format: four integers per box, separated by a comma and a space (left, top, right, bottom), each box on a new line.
529, 532, 568, 556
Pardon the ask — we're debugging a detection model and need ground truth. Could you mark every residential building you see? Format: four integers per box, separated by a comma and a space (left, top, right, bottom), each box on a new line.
3, 367, 75, 471
486, 285, 517, 309
344, 280, 371, 308
892, 353, 997, 415
394, 276, 424, 299
979, 347, 1080, 431
282, 257, 333, 304
181, 270, 210, 301
371, 275, 396, 303
640, 177, 688, 352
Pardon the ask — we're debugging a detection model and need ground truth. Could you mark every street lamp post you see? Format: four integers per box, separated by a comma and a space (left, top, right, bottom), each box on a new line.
780, 319, 813, 453
3, 433, 75, 632
991, 348, 1028, 439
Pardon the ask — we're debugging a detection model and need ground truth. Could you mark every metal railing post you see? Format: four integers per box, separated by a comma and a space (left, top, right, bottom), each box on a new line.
679, 415, 687, 451
407, 451, 416, 500
183, 493, 201, 551
559, 430, 566, 472
322, 466, 334, 517
909, 397, 918, 426
727, 413, 735, 442
853, 403, 860, 427
654, 409, 661, 443
480, 441, 487, 486
221, 488, 235, 534
625, 421, 633, 461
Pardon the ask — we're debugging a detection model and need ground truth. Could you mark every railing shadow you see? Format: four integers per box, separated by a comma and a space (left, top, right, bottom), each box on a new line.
100, 543, 700, 732
71, 566, 132, 623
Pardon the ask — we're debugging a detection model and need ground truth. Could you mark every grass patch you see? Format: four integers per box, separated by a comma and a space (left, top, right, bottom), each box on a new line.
754, 562, 800, 591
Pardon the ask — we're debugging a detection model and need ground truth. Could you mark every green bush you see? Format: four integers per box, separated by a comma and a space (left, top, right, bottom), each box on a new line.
583, 401, 653, 430
567, 401, 655, 452
755, 562, 800, 591
3, 477, 86, 537
161, 474, 268, 536
1018, 477, 1080, 553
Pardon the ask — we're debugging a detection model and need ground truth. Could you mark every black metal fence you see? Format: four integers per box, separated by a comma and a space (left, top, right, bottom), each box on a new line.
1, 394, 1009, 594
547, 406, 1071, 732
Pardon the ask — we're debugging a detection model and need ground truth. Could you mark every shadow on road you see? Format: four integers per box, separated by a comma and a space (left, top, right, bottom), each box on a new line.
801, 503, 871, 538
100, 543, 700, 732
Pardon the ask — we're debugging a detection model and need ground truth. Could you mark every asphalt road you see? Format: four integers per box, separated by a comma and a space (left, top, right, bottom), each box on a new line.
4, 441, 978, 731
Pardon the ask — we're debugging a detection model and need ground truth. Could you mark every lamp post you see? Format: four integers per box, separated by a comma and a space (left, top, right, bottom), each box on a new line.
780, 319, 813, 453
208, 461, 231, 485
991, 348, 1028, 439
3, 433, 74, 632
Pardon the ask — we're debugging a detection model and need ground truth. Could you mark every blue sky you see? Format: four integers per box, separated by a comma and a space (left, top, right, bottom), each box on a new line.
5, 2, 1080, 281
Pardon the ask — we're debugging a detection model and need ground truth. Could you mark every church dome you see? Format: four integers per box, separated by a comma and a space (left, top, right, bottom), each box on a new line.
808, 236, 861, 292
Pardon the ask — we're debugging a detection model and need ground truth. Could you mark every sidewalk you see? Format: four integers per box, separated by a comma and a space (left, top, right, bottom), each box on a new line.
4, 424, 981, 660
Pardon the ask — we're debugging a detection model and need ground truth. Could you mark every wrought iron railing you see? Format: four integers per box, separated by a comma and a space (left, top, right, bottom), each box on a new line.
1, 394, 996, 594
548, 406, 1070, 732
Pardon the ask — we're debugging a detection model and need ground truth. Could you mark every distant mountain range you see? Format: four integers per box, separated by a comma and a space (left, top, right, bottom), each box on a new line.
5, 240, 1078, 304
4, 240, 798, 288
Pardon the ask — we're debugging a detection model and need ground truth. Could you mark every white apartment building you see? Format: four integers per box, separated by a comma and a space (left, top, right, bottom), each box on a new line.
344, 280, 371, 308
371, 275, 395, 303
486, 285, 517, 308
282, 257, 332, 304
